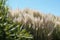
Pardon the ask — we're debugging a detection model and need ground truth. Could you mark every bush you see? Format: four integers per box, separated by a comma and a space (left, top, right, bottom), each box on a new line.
0, 0, 33, 40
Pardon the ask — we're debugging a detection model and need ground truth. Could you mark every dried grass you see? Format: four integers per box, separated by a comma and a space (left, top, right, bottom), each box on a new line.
8, 8, 60, 40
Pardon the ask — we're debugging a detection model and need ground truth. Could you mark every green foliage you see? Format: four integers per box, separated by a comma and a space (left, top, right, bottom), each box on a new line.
0, 0, 33, 40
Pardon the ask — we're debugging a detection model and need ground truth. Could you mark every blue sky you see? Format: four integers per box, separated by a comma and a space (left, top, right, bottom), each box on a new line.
7, 0, 60, 16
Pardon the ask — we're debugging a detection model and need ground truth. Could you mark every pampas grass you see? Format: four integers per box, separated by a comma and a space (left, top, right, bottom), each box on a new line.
8, 8, 60, 40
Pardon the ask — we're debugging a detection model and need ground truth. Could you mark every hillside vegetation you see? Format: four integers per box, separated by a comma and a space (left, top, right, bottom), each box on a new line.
8, 8, 60, 40
0, 0, 60, 40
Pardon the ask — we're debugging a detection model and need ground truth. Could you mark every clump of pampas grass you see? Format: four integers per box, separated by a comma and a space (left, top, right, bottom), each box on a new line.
8, 8, 60, 40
